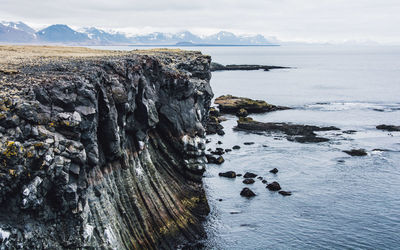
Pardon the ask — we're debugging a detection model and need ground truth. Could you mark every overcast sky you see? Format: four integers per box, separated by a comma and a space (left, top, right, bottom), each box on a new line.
1, 0, 400, 44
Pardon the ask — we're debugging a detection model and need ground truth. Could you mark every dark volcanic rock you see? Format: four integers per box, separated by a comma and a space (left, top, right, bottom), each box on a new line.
211, 148, 225, 155
261, 180, 268, 184
267, 181, 282, 191
236, 117, 339, 143
243, 172, 257, 178
206, 115, 224, 135
243, 178, 255, 184
206, 154, 224, 164
214, 95, 290, 114
343, 130, 357, 134
376, 124, 400, 132
269, 168, 278, 174
232, 145, 241, 150
0, 47, 213, 249
343, 149, 368, 156
244, 142, 255, 145
211, 62, 289, 72
279, 191, 292, 196
219, 171, 236, 178
240, 188, 256, 197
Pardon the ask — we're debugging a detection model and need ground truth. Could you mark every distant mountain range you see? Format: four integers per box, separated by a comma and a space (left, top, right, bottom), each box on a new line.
0, 21, 277, 45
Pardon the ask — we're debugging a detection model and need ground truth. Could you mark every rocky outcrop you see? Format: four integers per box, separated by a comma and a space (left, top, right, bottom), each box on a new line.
214, 95, 289, 114
0, 46, 213, 249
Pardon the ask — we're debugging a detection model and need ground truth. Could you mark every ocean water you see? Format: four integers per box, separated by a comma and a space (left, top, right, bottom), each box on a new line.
93, 45, 400, 249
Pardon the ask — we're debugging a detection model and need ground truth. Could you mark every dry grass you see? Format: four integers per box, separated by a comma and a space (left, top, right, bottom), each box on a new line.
0, 45, 199, 71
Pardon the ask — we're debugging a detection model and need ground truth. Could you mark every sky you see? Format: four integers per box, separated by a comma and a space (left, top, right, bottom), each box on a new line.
1, 0, 400, 44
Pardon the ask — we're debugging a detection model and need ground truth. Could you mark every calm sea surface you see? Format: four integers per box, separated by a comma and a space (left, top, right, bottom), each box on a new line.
92, 45, 400, 249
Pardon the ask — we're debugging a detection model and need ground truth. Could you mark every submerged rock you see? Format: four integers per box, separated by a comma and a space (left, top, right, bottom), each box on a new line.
376, 124, 400, 132
219, 171, 237, 178
243, 179, 255, 184
343, 149, 368, 156
279, 191, 292, 196
243, 172, 257, 178
269, 168, 278, 174
240, 188, 256, 197
214, 95, 289, 114
267, 181, 282, 191
244, 142, 255, 145
236, 117, 339, 143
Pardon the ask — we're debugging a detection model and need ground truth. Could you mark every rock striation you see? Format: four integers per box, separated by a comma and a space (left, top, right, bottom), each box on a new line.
0, 46, 213, 249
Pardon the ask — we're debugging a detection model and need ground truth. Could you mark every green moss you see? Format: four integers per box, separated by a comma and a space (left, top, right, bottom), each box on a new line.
238, 117, 254, 123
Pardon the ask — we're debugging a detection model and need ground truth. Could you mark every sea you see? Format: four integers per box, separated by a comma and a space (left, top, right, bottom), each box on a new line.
91, 45, 400, 249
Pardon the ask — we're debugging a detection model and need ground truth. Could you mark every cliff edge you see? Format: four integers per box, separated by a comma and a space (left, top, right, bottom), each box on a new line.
0, 46, 212, 249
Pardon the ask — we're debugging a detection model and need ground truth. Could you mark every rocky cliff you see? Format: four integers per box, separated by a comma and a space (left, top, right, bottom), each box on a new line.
0, 46, 212, 249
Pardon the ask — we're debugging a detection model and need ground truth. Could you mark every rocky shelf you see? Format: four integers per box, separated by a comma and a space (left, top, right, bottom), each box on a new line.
0, 46, 213, 249
214, 95, 290, 114
210, 62, 289, 72
236, 117, 340, 143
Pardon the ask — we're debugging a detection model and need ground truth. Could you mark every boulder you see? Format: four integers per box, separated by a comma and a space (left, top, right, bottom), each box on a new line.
266, 181, 281, 191
240, 188, 256, 197
269, 168, 278, 174
243, 172, 257, 178
243, 179, 255, 184
219, 171, 236, 178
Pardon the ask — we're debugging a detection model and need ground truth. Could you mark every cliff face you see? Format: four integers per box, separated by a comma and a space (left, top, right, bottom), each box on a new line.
0, 46, 212, 249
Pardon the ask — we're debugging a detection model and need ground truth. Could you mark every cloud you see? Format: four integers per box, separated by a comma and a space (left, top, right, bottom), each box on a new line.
1, 0, 399, 43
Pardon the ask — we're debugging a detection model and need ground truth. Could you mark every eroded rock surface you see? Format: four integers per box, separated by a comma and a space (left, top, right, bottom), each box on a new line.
0, 46, 213, 249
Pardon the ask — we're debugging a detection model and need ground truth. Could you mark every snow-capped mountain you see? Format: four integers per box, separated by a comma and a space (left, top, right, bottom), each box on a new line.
0, 21, 36, 43
80, 27, 131, 44
0, 21, 36, 34
36, 24, 90, 43
0, 21, 276, 45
